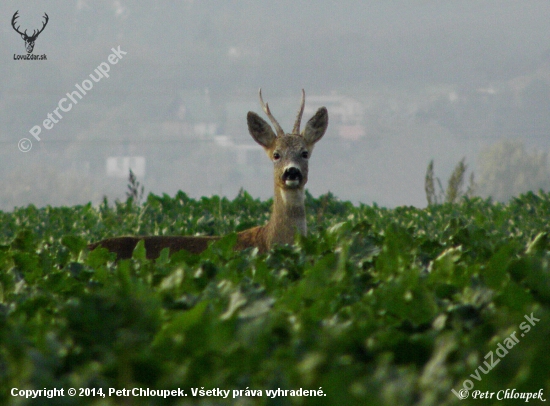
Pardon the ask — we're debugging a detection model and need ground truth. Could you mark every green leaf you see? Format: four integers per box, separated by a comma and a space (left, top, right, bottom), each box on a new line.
494, 281, 532, 311
525, 232, 549, 255
61, 235, 88, 256
483, 243, 518, 289
132, 239, 147, 260
376, 224, 416, 276
11, 229, 36, 252
12, 252, 41, 282
207, 232, 237, 256
300, 253, 338, 299
431, 246, 462, 276
85, 246, 115, 268
153, 301, 208, 347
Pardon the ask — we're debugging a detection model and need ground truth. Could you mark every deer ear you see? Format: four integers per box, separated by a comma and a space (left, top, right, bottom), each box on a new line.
247, 111, 277, 149
302, 107, 328, 146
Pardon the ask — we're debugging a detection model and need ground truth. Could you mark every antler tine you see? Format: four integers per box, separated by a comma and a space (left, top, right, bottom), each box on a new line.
11, 11, 25, 36
33, 13, 49, 38
258, 88, 285, 136
41, 13, 49, 30
292, 89, 306, 135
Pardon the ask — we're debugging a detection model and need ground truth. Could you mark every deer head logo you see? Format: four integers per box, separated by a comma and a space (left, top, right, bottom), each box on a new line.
11, 11, 49, 54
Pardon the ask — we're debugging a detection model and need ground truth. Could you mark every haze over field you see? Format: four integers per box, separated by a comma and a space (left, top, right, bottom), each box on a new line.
1, 1, 550, 209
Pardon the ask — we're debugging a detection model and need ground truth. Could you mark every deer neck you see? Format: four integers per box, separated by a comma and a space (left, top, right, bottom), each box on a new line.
264, 185, 306, 247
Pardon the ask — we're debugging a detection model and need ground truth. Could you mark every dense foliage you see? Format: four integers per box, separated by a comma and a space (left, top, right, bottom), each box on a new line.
1, 190, 549, 405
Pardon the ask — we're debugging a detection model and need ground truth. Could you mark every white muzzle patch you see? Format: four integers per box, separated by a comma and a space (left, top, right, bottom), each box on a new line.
285, 179, 300, 187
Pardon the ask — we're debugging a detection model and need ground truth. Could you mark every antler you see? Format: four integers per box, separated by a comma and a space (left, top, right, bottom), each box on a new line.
11, 11, 25, 36
259, 88, 285, 137
11, 11, 49, 39
30, 13, 49, 39
292, 89, 305, 135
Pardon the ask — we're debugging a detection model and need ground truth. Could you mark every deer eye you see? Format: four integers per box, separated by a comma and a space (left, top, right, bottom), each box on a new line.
301, 151, 309, 159
273, 152, 281, 160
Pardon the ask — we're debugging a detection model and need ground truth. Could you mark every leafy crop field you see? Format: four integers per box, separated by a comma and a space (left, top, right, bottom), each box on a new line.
1, 191, 549, 405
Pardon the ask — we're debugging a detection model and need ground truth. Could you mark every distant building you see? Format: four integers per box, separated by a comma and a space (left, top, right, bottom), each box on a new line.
304, 94, 366, 140
163, 88, 220, 138
106, 156, 146, 178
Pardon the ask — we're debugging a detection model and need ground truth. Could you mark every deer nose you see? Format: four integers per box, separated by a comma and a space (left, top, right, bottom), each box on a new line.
282, 166, 303, 186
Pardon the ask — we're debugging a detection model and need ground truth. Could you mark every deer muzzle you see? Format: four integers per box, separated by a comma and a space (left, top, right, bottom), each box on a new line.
282, 166, 303, 188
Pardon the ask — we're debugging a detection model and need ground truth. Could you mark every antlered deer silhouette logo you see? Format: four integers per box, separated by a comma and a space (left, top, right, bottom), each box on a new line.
11, 11, 49, 54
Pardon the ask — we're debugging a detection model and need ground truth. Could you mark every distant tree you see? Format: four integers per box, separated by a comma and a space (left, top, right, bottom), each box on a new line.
477, 140, 550, 201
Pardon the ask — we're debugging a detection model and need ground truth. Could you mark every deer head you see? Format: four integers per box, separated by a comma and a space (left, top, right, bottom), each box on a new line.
247, 89, 328, 193
11, 11, 49, 54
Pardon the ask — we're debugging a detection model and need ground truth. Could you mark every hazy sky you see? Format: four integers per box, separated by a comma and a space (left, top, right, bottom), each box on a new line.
1, 1, 550, 209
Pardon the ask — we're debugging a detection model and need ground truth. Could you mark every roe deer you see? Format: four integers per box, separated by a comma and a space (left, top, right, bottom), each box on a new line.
88, 89, 328, 259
